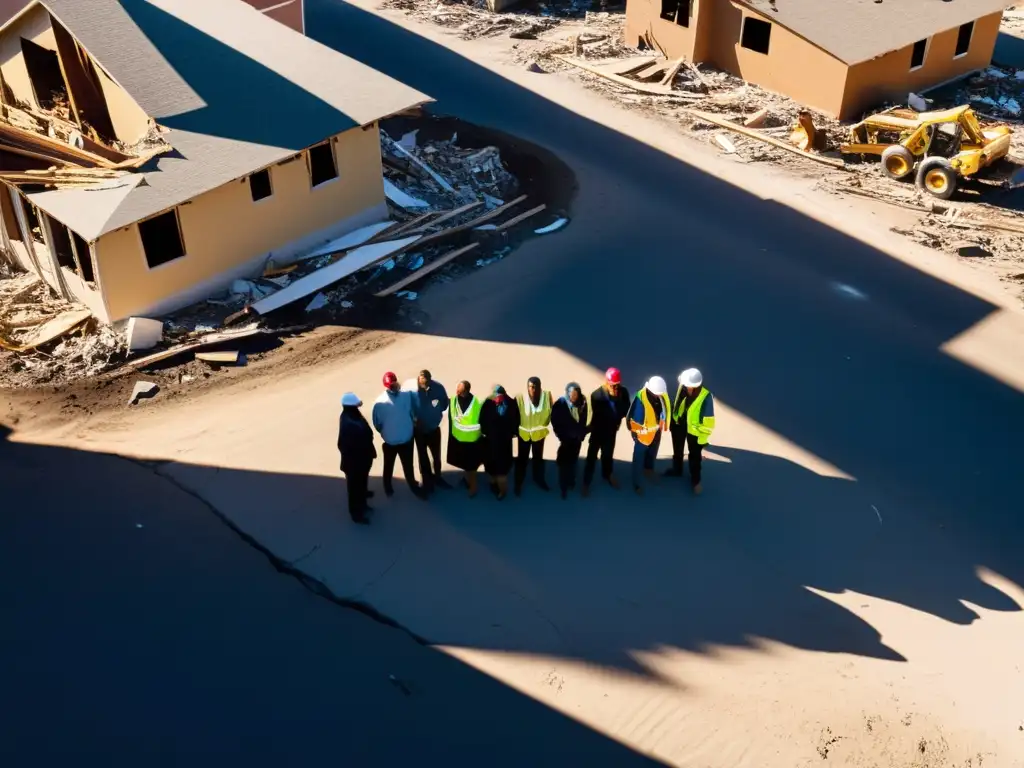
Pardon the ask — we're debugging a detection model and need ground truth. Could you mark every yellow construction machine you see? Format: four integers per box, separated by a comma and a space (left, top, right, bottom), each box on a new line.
840, 105, 1012, 199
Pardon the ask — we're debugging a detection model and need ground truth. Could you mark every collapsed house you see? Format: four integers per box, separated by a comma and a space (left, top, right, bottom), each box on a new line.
0, 0, 430, 324
624, 0, 1010, 119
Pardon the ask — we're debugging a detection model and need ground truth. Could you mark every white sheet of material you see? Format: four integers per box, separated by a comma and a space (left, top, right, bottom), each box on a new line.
250, 236, 421, 315
299, 221, 395, 261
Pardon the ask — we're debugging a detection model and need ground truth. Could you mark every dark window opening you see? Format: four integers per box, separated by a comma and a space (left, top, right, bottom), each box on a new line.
308, 142, 338, 187
740, 17, 772, 55
910, 38, 927, 69
45, 214, 76, 271
22, 201, 45, 244
0, 191, 21, 243
20, 37, 69, 112
249, 169, 273, 202
72, 231, 94, 283
955, 21, 973, 57
659, 0, 689, 26
139, 209, 186, 269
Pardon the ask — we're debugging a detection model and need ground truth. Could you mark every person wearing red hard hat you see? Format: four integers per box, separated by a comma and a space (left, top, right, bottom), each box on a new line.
371, 371, 427, 501
582, 367, 631, 496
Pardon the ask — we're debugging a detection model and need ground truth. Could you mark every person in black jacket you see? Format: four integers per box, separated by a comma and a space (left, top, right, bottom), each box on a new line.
338, 392, 376, 524
582, 367, 631, 496
551, 382, 590, 500
479, 385, 520, 501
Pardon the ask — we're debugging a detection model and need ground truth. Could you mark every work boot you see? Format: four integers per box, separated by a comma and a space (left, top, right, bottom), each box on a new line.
581, 484, 590, 498
435, 476, 453, 490
466, 472, 478, 498
606, 475, 620, 489
350, 513, 370, 525
365, 490, 375, 499
536, 479, 551, 492
560, 486, 568, 500
644, 468, 657, 483
384, 486, 395, 498
693, 483, 703, 496
496, 476, 509, 501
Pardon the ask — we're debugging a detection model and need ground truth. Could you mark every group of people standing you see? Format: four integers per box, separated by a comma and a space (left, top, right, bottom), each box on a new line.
337, 367, 715, 525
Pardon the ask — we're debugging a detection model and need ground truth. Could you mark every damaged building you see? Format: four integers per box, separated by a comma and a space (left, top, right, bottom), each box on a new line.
0, 0, 429, 324
624, 0, 1010, 119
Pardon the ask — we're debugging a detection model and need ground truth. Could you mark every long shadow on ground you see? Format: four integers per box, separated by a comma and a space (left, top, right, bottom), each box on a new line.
299, 0, 1024, 615
0, 425, 666, 766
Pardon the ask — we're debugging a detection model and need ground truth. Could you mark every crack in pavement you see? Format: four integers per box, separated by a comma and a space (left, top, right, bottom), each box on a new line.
121, 456, 432, 647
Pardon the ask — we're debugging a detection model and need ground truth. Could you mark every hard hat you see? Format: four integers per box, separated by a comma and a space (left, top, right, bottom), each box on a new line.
605, 367, 622, 384
382, 371, 398, 388
678, 368, 703, 388
646, 376, 668, 396
341, 392, 362, 407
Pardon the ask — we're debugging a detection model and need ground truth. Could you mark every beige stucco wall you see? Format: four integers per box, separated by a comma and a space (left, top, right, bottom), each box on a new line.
0, 3, 57, 109
625, 0, 708, 63
841, 11, 1002, 119
702, 1, 848, 117
93, 124, 388, 322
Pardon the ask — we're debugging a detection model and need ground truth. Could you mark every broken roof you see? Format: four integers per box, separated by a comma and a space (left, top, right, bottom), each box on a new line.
739, 0, 1009, 65
10, 0, 431, 240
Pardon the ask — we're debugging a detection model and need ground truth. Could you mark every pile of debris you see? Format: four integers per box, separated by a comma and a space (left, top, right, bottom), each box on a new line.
0, 271, 124, 387
936, 64, 1024, 121
380, 128, 519, 209
382, 0, 617, 39
0, 101, 171, 190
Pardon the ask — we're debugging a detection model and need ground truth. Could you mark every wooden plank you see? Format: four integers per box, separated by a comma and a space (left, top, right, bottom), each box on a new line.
634, 60, 669, 82
393, 196, 528, 254
0, 121, 115, 168
196, 350, 241, 364
554, 55, 681, 96
605, 56, 657, 76
659, 57, 686, 86
684, 109, 848, 169
420, 200, 483, 229
374, 242, 480, 298
384, 211, 437, 239
0, 141, 72, 165
494, 204, 546, 232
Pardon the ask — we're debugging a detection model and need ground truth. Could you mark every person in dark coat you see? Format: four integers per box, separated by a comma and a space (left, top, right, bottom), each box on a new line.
447, 380, 485, 497
337, 392, 376, 524
583, 366, 631, 496
479, 385, 520, 501
551, 382, 590, 499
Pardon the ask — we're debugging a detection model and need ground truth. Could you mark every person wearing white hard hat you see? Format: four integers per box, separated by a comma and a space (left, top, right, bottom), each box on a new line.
337, 392, 376, 524
627, 375, 671, 495
665, 368, 716, 494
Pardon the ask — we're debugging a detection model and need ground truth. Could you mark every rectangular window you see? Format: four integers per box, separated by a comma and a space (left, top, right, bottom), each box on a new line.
910, 38, 927, 69
139, 209, 186, 269
249, 168, 273, 202
44, 213, 76, 271
740, 17, 771, 55
659, 0, 690, 26
71, 231, 94, 283
955, 21, 973, 57
307, 141, 338, 188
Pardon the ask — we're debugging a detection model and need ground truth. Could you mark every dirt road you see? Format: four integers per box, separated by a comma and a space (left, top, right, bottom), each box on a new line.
4, 1, 1024, 766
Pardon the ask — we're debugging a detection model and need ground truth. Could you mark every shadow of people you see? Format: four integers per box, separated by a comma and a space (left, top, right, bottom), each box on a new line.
0, 423, 666, 766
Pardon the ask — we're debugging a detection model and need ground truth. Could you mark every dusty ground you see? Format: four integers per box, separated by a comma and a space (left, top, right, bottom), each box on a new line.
4, 1, 1024, 765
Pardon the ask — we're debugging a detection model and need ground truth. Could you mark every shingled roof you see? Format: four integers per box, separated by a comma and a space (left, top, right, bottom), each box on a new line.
740, 0, 1009, 65
3, 0, 431, 240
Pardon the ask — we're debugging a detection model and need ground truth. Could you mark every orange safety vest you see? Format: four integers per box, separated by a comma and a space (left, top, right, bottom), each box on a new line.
629, 389, 670, 446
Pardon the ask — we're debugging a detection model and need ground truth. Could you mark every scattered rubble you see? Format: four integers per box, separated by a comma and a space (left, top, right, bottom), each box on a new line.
1, 117, 566, 389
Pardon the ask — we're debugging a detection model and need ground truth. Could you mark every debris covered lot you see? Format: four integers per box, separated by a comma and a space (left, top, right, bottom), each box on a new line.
382, 1, 1024, 300
0, 115, 575, 401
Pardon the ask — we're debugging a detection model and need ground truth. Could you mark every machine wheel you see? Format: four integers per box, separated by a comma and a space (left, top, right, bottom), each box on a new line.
881, 145, 915, 180
916, 157, 957, 200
